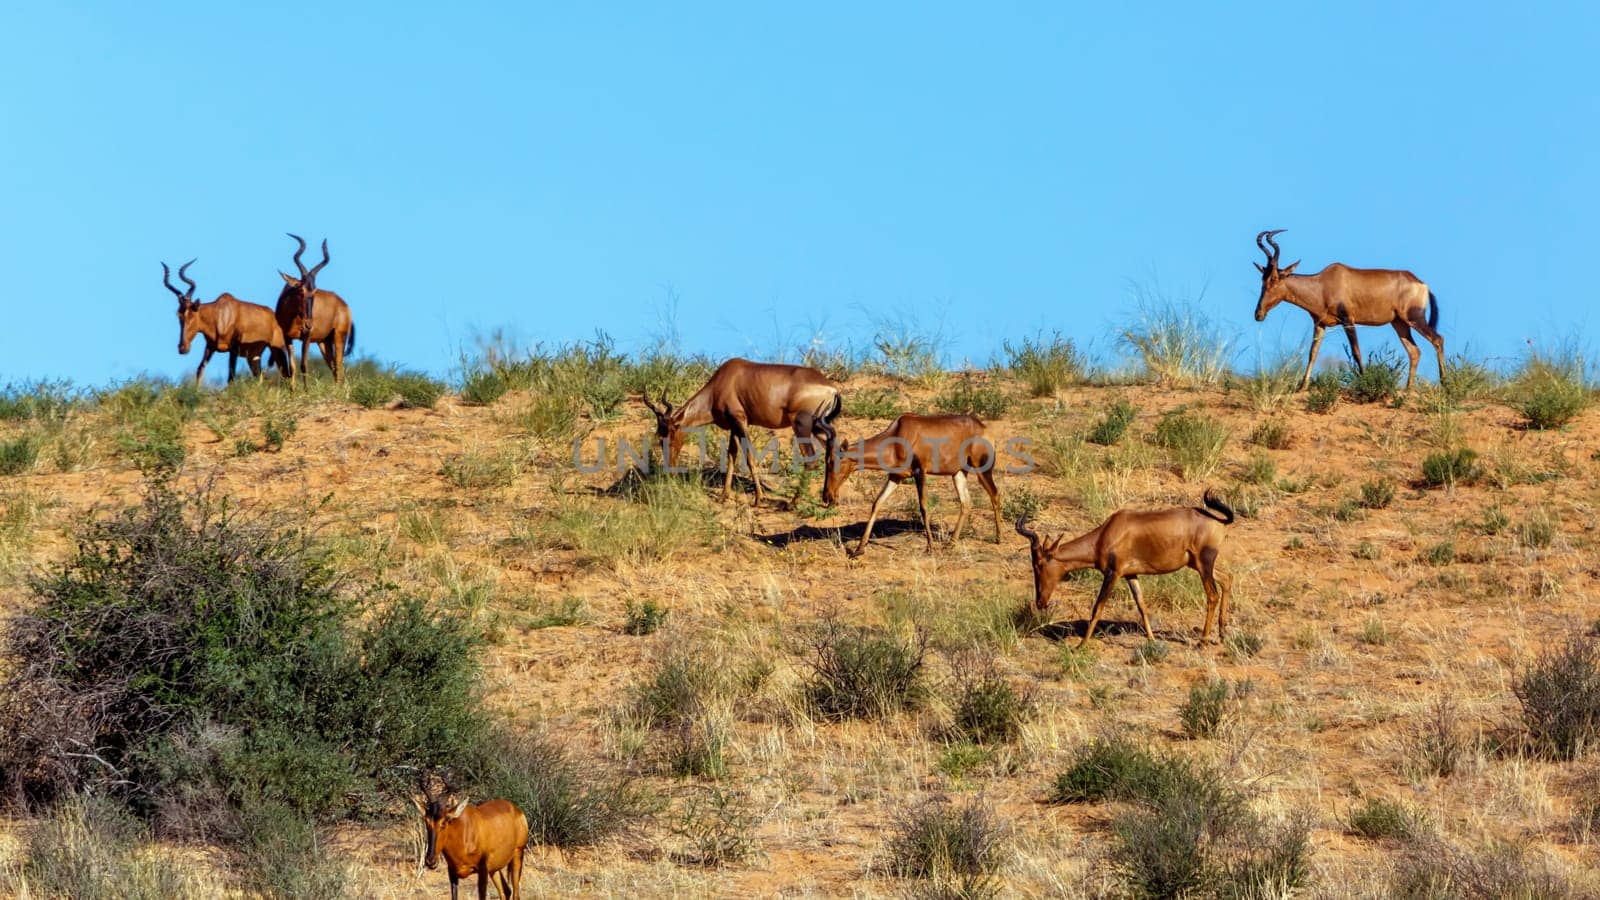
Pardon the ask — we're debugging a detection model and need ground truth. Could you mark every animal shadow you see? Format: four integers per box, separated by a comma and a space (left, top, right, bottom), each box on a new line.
754, 517, 927, 550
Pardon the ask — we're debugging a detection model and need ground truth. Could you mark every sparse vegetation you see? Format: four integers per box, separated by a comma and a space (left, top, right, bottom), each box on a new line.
1154, 409, 1230, 480
1360, 477, 1397, 509
1305, 371, 1340, 413
1420, 447, 1480, 487
1002, 332, 1087, 396
1087, 399, 1137, 446
947, 666, 1034, 744
1121, 290, 1234, 387
1341, 350, 1404, 404
1509, 346, 1591, 429
1347, 797, 1428, 842
934, 374, 1011, 420
1514, 632, 1600, 760
1178, 677, 1237, 739
801, 619, 928, 721
888, 795, 1009, 882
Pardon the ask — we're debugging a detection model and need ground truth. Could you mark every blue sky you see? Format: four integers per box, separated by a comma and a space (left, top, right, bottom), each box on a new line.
2, 2, 1595, 385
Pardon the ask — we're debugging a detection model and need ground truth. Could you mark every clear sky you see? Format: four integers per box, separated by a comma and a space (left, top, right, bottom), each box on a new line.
2, 2, 1595, 385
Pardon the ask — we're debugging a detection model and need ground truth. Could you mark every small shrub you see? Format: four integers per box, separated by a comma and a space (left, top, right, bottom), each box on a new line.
1048, 735, 1161, 804
1086, 400, 1137, 446
442, 446, 521, 489
623, 598, 670, 635
1479, 505, 1511, 536
999, 485, 1042, 524
348, 373, 394, 409
936, 743, 994, 778
671, 786, 757, 866
848, 387, 906, 420
460, 368, 511, 406
477, 731, 652, 848
1360, 477, 1397, 509
1514, 632, 1600, 760
935, 375, 1011, 420
1361, 616, 1391, 646
1409, 694, 1468, 779
1390, 838, 1578, 900
888, 795, 1009, 880
1121, 291, 1234, 387
116, 417, 186, 472
0, 434, 39, 476
1058, 644, 1098, 680
801, 619, 928, 721
1242, 452, 1276, 485
630, 648, 720, 727
1248, 419, 1291, 449
1332, 497, 1363, 522
1154, 409, 1230, 480
1347, 798, 1428, 842
1511, 348, 1591, 429
1224, 630, 1265, 661
394, 372, 445, 409
1518, 509, 1557, 550
1132, 640, 1170, 666
1, 794, 204, 899
1422, 541, 1455, 566
949, 668, 1034, 745
1342, 350, 1404, 403
1305, 371, 1340, 413
1003, 332, 1087, 397
260, 411, 298, 453
1179, 678, 1233, 739
664, 713, 729, 779
1420, 447, 1480, 487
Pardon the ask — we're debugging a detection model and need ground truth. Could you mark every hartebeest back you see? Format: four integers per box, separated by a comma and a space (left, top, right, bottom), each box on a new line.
1017, 490, 1235, 647
643, 358, 842, 504
414, 774, 529, 900
275, 233, 357, 386
161, 260, 290, 385
1252, 229, 1445, 391
815, 414, 1001, 557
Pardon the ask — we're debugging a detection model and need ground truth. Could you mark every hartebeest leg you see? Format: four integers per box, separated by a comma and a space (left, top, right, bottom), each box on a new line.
226, 349, 240, 384
246, 353, 264, 380
509, 846, 525, 899
721, 431, 740, 501
912, 467, 933, 553
1079, 569, 1120, 648
849, 478, 898, 557
298, 337, 312, 388
193, 346, 215, 386
1341, 320, 1363, 372
1408, 310, 1447, 389
478, 865, 489, 900
1298, 324, 1327, 391
1215, 568, 1233, 639
977, 469, 1001, 542
950, 471, 972, 543
448, 872, 459, 900
1197, 547, 1224, 644
1124, 575, 1155, 641
1391, 320, 1422, 391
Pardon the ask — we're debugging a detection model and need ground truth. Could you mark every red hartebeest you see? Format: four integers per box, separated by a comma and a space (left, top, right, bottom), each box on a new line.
815, 414, 1001, 557
642, 358, 842, 504
275, 233, 356, 386
414, 775, 529, 900
162, 260, 290, 385
1253, 229, 1445, 391
1016, 490, 1235, 647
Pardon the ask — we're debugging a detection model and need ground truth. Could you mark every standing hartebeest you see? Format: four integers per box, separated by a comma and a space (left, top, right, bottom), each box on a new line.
642, 358, 842, 504
161, 259, 290, 385
1016, 490, 1235, 647
1252, 229, 1446, 391
815, 414, 1002, 557
275, 233, 356, 386
414, 774, 529, 900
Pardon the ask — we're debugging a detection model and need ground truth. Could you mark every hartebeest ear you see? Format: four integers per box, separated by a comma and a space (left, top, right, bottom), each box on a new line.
1280, 260, 1300, 275
279, 271, 298, 285
448, 798, 469, 819
1253, 262, 1265, 275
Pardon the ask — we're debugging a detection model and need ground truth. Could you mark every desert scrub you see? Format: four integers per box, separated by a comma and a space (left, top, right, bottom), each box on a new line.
0, 433, 39, 476
0, 793, 207, 899
1388, 837, 1580, 899
1003, 331, 1087, 396
1341, 349, 1404, 404
1086, 399, 1137, 446
1509, 346, 1591, 429
848, 386, 908, 420
1121, 290, 1234, 387
623, 598, 670, 635
1346, 797, 1429, 842
1154, 409, 1230, 480
348, 366, 445, 409
1248, 418, 1291, 449
1178, 677, 1241, 739
527, 476, 722, 566
1048, 734, 1163, 804
1420, 446, 1480, 488
1241, 452, 1276, 485
442, 443, 522, 489
1000, 484, 1043, 524
1305, 371, 1340, 413
671, 786, 759, 866
946, 665, 1034, 744
476, 730, 653, 848
1514, 631, 1600, 760
934, 374, 1011, 420
459, 366, 511, 406
1359, 477, 1397, 509
800, 618, 928, 721
887, 795, 1009, 882
0, 380, 80, 423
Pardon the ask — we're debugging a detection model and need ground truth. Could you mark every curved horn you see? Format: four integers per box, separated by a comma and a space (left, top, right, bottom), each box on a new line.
1257, 228, 1286, 268
286, 232, 309, 280
641, 391, 663, 416
659, 390, 674, 416
1015, 515, 1042, 549
177, 259, 198, 301
305, 238, 330, 284
161, 262, 184, 300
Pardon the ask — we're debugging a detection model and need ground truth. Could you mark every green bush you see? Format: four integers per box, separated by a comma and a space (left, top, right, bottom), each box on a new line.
0, 476, 491, 838
460, 367, 511, 406
1305, 371, 1340, 414
948, 669, 1034, 745
848, 387, 907, 420
1342, 350, 1404, 404
475, 731, 652, 848
1420, 447, 1480, 488
801, 619, 928, 721
1048, 735, 1163, 804
1510, 349, 1591, 429
0, 380, 79, 423
1179, 678, 1235, 739
624, 598, 670, 635
1360, 478, 1397, 509
935, 375, 1011, 420
1154, 410, 1230, 480
888, 795, 1009, 881
0, 434, 39, 476
1514, 633, 1600, 760
1248, 419, 1291, 449
671, 786, 758, 866
1002, 332, 1087, 397
1347, 798, 1428, 842
1087, 400, 1137, 446
394, 372, 445, 409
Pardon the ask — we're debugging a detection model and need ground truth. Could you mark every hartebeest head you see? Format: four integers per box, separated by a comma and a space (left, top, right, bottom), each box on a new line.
813, 416, 855, 506
642, 390, 689, 466
277, 233, 330, 327
1015, 516, 1069, 610
413, 772, 467, 872
1252, 229, 1302, 322
162, 259, 204, 355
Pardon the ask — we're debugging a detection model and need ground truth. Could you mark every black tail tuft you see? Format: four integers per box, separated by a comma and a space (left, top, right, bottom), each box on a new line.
1428, 292, 1439, 329
1201, 488, 1235, 525
345, 323, 356, 356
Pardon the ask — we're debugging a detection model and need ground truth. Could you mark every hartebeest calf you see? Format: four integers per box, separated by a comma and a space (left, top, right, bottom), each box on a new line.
1253, 229, 1445, 391
643, 358, 841, 504
161, 260, 289, 385
1016, 489, 1235, 647
414, 776, 529, 900
815, 414, 1001, 557
275, 233, 356, 386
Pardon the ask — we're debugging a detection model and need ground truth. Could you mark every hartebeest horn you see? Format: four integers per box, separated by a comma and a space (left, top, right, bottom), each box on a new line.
1015, 515, 1042, 550
1257, 229, 1286, 269
659, 391, 674, 416
305, 238, 330, 285
161, 262, 184, 300
177, 259, 198, 302
641, 392, 663, 416
287, 233, 309, 280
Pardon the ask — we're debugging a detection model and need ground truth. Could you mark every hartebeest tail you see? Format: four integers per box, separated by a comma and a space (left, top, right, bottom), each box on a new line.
275, 233, 357, 386
1017, 488, 1235, 647
1252, 229, 1445, 391
415, 774, 529, 900
161, 260, 290, 385
815, 413, 1002, 557
643, 358, 841, 504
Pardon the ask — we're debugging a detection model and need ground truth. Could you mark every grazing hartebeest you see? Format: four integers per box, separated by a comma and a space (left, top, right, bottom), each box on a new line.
161, 260, 290, 385
275, 233, 356, 385
642, 358, 842, 504
414, 775, 529, 900
1253, 229, 1445, 391
1016, 489, 1235, 647
815, 414, 1001, 557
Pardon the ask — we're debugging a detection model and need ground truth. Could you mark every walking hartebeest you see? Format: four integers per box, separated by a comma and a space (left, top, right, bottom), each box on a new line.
815, 414, 1002, 557
1253, 229, 1445, 391
275, 234, 356, 386
414, 775, 529, 900
643, 358, 842, 504
1016, 490, 1235, 647
162, 260, 289, 385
